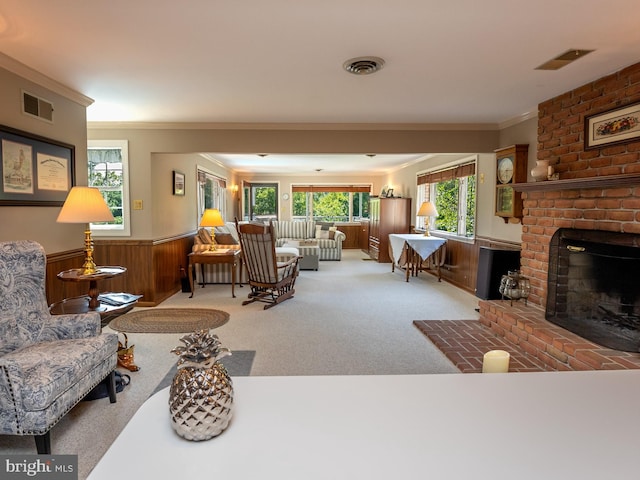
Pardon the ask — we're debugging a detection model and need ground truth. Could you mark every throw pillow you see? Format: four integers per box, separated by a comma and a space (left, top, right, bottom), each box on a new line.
198, 228, 212, 245
316, 221, 335, 230
215, 233, 238, 245
315, 225, 336, 239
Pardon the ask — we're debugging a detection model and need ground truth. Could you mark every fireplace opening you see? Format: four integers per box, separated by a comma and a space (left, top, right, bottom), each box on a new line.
546, 228, 640, 352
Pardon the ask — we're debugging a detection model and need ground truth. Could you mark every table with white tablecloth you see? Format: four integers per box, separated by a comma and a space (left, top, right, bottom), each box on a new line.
388, 233, 446, 282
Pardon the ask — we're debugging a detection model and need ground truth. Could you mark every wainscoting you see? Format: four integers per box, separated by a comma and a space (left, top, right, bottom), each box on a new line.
46, 233, 195, 308
438, 235, 521, 295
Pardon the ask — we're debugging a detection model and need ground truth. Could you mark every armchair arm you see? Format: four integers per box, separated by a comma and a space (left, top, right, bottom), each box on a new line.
40, 312, 101, 341
334, 230, 346, 243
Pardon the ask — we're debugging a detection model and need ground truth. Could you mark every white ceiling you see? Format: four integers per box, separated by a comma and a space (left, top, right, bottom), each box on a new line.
1, 0, 640, 173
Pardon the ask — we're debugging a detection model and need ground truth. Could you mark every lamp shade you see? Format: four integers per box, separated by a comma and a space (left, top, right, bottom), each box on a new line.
56, 186, 114, 223
417, 201, 438, 218
199, 208, 225, 227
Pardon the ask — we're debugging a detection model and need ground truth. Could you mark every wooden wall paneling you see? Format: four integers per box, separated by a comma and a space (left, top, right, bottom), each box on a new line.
46, 249, 86, 305
94, 240, 152, 303
338, 224, 360, 249
151, 234, 193, 305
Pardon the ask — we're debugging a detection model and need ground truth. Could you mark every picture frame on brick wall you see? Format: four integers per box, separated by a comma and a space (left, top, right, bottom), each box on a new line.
584, 101, 640, 150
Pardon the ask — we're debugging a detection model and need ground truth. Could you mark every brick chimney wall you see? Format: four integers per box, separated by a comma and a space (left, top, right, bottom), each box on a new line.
521, 61, 640, 308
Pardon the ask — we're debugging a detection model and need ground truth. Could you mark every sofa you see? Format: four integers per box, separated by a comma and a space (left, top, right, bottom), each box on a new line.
271, 220, 346, 261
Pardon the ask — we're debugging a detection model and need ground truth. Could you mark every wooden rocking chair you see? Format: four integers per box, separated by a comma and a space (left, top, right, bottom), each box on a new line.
236, 220, 300, 309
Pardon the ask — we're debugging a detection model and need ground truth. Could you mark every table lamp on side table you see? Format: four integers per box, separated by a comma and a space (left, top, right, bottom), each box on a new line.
199, 208, 225, 251
56, 186, 114, 275
417, 201, 438, 237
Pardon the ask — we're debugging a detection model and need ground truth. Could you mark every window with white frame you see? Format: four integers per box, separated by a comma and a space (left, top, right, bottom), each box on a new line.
291, 185, 371, 222
416, 159, 476, 239
88, 140, 130, 236
197, 168, 227, 219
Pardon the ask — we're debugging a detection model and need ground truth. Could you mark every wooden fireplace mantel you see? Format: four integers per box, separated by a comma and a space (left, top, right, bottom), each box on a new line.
513, 172, 640, 192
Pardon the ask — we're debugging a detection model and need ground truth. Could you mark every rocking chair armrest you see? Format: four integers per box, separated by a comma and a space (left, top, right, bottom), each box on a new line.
277, 255, 301, 269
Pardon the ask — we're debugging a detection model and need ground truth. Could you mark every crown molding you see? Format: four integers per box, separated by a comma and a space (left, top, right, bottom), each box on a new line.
0, 52, 94, 108
87, 121, 500, 131
498, 109, 538, 129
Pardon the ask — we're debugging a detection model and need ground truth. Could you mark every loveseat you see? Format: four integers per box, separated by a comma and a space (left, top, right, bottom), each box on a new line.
271, 220, 346, 260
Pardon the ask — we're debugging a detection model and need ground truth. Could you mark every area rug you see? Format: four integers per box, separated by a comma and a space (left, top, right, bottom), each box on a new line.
150, 350, 256, 397
108, 308, 230, 333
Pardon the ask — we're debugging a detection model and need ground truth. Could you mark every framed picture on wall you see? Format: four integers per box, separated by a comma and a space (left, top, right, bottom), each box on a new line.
0, 124, 75, 206
173, 170, 185, 196
584, 101, 640, 150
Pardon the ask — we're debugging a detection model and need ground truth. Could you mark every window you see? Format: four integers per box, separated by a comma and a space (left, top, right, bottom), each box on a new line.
243, 182, 278, 222
416, 159, 476, 239
291, 185, 371, 222
197, 168, 227, 218
88, 140, 130, 236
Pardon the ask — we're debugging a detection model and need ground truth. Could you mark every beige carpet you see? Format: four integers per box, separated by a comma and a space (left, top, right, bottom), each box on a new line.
108, 308, 229, 333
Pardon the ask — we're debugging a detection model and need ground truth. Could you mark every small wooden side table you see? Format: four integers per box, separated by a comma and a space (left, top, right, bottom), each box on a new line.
54, 266, 127, 309
188, 250, 242, 298
50, 266, 139, 325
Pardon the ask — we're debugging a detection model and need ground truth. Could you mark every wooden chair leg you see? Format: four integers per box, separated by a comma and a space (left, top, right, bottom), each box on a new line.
35, 431, 51, 454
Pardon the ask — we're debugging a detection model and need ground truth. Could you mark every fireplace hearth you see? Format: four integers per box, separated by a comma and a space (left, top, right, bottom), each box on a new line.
546, 228, 640, 353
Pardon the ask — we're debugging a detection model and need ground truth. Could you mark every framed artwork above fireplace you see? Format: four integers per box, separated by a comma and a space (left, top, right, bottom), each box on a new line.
584, 101, 640, 150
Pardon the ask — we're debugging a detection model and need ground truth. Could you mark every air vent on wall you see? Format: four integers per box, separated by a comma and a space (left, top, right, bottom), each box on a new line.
22, 91, 54, 122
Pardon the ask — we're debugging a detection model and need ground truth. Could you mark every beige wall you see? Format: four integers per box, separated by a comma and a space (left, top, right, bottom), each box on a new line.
87, 125, 501, 240
0, 65, 91, 253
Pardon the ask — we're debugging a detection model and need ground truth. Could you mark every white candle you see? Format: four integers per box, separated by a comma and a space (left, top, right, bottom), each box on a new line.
482, 350, 510, 373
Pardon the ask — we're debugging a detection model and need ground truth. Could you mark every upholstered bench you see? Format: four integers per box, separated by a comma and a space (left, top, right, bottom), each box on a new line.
283, 240, 319, 270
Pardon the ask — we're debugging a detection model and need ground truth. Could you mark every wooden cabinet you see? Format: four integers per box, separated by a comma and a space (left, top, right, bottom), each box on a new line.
360, 220, 370, 253
368, 197, 412, 263
337, 224, 361, 249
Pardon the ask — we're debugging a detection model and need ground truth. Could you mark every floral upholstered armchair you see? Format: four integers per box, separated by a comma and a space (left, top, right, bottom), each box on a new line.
0, 240, 118, 454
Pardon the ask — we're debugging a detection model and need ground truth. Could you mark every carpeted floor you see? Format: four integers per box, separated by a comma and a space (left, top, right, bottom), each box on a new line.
151, 350, 256, 397
1, 250, 481, 479
413, 320, 546, 373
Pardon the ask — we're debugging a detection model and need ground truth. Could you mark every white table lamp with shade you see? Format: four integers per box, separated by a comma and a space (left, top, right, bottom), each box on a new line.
56, 186, 115, 275
199, 208, 225, 250
417, 201, 438, 236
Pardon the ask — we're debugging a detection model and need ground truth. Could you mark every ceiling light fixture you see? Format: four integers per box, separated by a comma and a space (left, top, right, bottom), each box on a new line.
343, 56, 385, 75
535, 49, 594, 71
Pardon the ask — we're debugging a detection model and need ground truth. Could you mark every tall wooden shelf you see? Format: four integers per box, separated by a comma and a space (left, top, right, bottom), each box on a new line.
367, 197, 411, 263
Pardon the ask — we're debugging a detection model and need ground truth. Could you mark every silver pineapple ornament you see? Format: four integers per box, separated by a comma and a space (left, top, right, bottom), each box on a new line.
169, 329, 234, 441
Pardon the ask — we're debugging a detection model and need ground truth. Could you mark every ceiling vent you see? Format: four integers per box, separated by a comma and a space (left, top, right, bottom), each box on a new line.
535, 49, 594, 71
22, 91, 54, 122
343, 56, 385, 75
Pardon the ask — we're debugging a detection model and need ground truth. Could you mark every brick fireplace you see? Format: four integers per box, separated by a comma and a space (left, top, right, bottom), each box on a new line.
476, 61, 640, 371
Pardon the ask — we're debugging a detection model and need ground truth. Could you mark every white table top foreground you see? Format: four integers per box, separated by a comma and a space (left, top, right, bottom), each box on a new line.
88, 371, 640, 480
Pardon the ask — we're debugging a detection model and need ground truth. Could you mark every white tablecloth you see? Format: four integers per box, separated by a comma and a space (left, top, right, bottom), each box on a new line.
389, 233, 446, 264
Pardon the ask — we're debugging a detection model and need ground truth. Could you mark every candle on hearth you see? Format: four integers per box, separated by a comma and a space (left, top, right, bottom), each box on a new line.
482, 350, 510, 373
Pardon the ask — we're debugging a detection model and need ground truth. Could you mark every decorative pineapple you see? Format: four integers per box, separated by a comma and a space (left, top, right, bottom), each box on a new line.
169, 329, 234, 441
